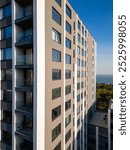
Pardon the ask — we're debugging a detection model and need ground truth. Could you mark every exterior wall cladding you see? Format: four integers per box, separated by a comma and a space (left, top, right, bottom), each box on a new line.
0, 0, 96, 150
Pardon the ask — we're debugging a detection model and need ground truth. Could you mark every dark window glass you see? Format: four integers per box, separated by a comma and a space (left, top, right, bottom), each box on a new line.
66, 5, 71, 18
65, 70, 71, 79
78, 34, 80, 43
66, 21, 71, 34
78, 21, 81, 30
65, 54, 71, 64
52, 105, 61, 121
65, 100, 71, 111
1, 48, 12, 60
65, 114, 71, 127
77, 83, 80, 90
52, 7, 61, 25
77, 58, 80, 66
52, 28, 61, 44
52, 87, 61, 99
55, 0, 61, 6
2, 89, 12, 101
65, 85, 71, 95
65, 129, 71, 143
0, 5, 11, 20
52, 49, 61, 62
66, 38, 71, 49
1, 26, 12, 40
52, 69, 61, 80
77, 94, 80, 102
82, 26, 84, 34
54, 142, 61, 150
82, 38, 84, 46
77, 118, 80, 127
1, 69, 12, 81
52, 124, 61, 141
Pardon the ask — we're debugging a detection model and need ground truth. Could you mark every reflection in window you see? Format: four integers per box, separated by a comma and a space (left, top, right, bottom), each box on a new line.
0, 5, 11, 20
1, 48, 12, 60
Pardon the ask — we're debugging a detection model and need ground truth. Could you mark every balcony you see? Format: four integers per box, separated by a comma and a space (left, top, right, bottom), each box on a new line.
15, 30, 33, 48
15, 6, 33, 28
1, 80, 12, 90
16, 55, 33, 69
16, 106, 33, 116
0, 17, 12, 28
0, 38, 12, 49
1, 100, 12, 111
1, 60, 12, 69
0, 141, 12, 150
0, 0, 11, 8
17, 140, 33, 150
1, 120, 12, 133
16, 127, 33, 142
15, 0, 32, 6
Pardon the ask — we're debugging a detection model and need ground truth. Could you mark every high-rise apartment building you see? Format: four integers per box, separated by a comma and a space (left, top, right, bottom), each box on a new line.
0, 0, 96, 149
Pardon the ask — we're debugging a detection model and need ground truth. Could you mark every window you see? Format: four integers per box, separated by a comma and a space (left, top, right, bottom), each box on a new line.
65, 85, 71, 95
52, 28, 61, 44
54, 142, 61, 150
1, 69, 12, 81
66, 38, 71, 49
85, 30, 87, 38
82, 26, 84, 34
65, 114, 71, 127
65, 70, 71, 79
52, 69, 61, 80
82, 38, 84, 46
52, 124, 61, 141
66, 54, 71, 64
52, 7, 61, 25
66, 5, 71, 18
0, 5, 11, 20
77, 106, 80, 114
77, 71, 80, 78
52, 49, 61, 62
55, 0, 61, 6
65, 129, 71, 143
85, 41, 87, 48
65, 100, 71, 111
1, 48, 12, 60
81, 82, 84, 88
77, 58, 80, 66
73, 36, 75, 45
77, 83, 80, 90
77, 94, 80, 102
78, 34, 80, 43
52, 87, 61, 99
66, 21, 71, 34
2, 89, 12, 101
77, 118, 80, 127
82, 49, 84, 56
78, 21, 81, 30
52, 105, 61, 121
77, 46, 80, 55
1, 26, 12, 40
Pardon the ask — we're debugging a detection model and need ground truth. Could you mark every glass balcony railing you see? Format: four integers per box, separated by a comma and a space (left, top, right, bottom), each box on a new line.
16, 5, 33, 20
16, 30, 33, 44
16, 55, 33, 65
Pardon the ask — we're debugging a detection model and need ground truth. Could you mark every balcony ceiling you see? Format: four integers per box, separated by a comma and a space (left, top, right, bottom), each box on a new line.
15, 0, 32, 6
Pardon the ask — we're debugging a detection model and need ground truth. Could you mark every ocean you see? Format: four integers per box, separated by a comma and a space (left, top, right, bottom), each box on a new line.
96, 75, 113, 84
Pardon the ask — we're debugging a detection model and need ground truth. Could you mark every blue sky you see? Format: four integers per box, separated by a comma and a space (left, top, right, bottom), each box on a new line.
69, 0, 113, 75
